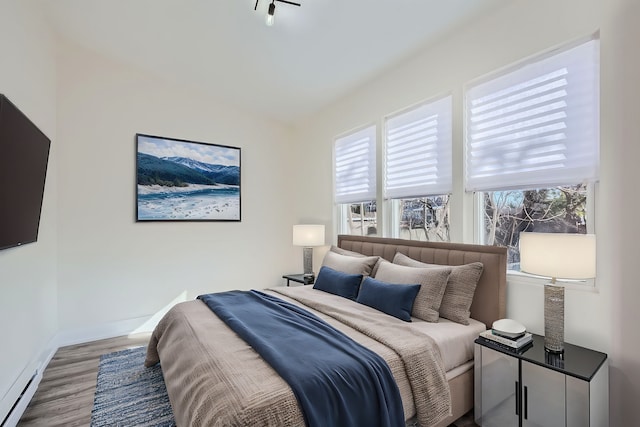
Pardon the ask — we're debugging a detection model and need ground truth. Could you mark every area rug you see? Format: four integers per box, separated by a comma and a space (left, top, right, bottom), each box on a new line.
90, 346, 175, 427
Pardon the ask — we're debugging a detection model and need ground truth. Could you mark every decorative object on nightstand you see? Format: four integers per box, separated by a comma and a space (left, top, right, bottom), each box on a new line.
292, 224, 325, 279
519, 232, 596, 353
492, 318, 526, 339
478, 318, 533, 351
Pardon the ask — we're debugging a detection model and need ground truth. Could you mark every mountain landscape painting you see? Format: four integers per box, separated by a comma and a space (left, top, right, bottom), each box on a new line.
136, 134, 241, 221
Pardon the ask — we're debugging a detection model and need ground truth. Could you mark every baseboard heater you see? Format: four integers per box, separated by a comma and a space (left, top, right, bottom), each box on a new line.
1, 371, 40, 427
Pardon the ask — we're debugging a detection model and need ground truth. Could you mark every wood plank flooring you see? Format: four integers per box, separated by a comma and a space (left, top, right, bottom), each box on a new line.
16, 332, 477, 427
17, 333, 151, 427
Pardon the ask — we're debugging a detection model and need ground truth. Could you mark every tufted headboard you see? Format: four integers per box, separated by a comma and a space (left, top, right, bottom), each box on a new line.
337, 235, 507, 328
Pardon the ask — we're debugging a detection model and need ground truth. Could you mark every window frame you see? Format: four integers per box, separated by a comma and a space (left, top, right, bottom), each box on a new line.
382, 94, 453, 240
331, 36, 600, 291
336, 200, 378, 236
472, 182, 598, 288
465, 36, 600, 289
333, 123, 379, 236
387, 196, 451, 241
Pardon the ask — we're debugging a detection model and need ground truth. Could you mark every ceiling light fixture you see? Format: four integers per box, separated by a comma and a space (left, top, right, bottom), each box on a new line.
255, 0, 301, 27
266, 1, 276, 26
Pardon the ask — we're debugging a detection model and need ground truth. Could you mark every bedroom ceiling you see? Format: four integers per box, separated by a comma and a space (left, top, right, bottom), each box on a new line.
38, 0, 505, 124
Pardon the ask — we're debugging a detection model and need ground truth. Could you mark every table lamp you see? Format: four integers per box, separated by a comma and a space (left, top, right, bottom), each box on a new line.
519, 232, 596, 353
293, 225, 325, 278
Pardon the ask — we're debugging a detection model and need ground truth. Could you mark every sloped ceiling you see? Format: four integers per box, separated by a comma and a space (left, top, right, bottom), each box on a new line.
40, 0, 505, 124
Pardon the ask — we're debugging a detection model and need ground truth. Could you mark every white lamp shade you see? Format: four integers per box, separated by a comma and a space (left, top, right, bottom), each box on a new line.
292, 225, 325, 247
519, 232, 596, 279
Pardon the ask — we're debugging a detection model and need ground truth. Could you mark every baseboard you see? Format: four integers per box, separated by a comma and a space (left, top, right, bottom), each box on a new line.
1, 315, 159, 426
1, 338, 57, 427
54, 315, 157, 348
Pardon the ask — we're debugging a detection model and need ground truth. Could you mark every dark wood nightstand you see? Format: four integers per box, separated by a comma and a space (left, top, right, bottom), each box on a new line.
282, 274, 314, 286
474, 333, 608, 426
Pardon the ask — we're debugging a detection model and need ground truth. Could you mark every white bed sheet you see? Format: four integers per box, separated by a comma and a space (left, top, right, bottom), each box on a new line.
408, 317, 486, 372
271, 286, 483, 376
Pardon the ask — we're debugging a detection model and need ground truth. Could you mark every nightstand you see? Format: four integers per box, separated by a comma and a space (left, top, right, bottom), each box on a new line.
474, 333, 608, 427
282, 274, 314, 286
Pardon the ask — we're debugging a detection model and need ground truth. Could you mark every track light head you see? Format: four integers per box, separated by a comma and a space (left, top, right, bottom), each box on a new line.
256, 0, 300, 27
266, 2, 275, 26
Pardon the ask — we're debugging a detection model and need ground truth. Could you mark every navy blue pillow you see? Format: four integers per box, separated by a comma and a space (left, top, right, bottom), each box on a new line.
356, 277, 420, 322
313, 266, 363, 300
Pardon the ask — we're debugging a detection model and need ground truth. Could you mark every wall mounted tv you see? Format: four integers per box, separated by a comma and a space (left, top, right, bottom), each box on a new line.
0, 94, 51, 251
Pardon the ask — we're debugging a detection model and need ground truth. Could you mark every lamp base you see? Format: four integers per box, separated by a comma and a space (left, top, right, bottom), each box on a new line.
544, 283, 565, 353
302, 247, 314, 277
545, 350, 565, 368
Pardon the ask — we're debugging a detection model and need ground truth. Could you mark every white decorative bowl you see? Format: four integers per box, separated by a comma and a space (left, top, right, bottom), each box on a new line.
492, 318, 526, 338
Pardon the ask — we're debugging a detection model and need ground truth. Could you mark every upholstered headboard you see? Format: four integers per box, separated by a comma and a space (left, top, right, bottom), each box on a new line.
337, 235, 507, 328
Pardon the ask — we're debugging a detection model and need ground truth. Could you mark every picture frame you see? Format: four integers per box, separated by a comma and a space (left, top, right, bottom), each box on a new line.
136, 133, 241, 222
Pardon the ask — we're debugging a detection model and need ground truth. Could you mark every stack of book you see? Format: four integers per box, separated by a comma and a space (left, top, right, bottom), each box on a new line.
479, 329, 533, 352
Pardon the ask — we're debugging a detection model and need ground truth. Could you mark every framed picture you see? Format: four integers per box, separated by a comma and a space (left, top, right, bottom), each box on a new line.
136, 133, 241, 221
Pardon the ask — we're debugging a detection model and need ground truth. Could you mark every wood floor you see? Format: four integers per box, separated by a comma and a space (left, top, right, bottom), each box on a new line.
16, 333, 151, 427
16, 332, 478, 427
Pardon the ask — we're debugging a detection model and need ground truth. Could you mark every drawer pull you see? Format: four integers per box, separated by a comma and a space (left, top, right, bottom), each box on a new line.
524, 385, 528, 419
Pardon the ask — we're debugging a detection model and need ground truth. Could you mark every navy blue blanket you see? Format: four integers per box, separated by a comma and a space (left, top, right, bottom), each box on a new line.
198, 290, 405, 427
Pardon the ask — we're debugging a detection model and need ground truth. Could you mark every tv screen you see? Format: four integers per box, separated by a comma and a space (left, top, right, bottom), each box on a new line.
0, 94, 51, 251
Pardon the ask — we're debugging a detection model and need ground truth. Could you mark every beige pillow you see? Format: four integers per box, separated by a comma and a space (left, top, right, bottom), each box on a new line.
321, 250, 379, 276
329, 245, 361, 257
329, 245, 383, 276
374, 261, 451, 322
393, 252, 484, 325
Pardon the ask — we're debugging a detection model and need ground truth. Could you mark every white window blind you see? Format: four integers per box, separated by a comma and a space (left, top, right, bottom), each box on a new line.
465, 39, 599, 192
334, 125, 376, 204
384, 95, 452, 199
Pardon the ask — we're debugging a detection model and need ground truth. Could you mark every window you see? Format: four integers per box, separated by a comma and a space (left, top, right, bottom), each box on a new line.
342, 201, 378, 236
385, 96, 452, 241
334, 125, 377, 235
466, 38, 599, 274
392, 195, 450, 241
482, 184, 588, 269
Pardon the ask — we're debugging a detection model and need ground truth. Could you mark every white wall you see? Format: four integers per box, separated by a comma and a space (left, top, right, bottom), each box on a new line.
294, 0, 640, 424
55, 41, 301, 333
0, 0, 58, 420
1, 3, 306, 419
604, 0, 640, 423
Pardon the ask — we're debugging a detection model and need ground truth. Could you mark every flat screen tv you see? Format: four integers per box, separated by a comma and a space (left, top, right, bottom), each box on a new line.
0, 94, 51, 251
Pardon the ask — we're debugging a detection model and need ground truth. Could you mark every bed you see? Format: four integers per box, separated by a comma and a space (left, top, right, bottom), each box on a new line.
145, 235, 507, 427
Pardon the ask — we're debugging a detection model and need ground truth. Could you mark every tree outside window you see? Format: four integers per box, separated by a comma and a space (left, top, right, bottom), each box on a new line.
340, 201, 377, 236
483, 184, 587, 270
396, 195, 450, 242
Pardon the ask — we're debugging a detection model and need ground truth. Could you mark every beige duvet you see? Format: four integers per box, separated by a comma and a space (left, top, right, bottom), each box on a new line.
145, 286, 451, 427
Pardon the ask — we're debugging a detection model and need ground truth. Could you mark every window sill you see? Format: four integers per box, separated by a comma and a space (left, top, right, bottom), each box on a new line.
507, 271, 599, 293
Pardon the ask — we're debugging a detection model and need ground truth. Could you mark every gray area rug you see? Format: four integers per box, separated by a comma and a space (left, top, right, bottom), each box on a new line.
90, 346, 175, 427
